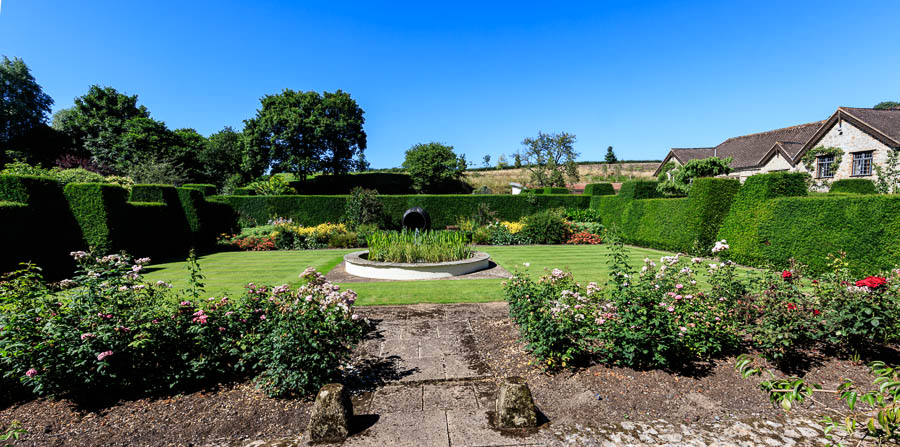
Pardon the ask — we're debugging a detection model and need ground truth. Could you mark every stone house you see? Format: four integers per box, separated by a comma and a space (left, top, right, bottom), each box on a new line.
654, 107, 900, 183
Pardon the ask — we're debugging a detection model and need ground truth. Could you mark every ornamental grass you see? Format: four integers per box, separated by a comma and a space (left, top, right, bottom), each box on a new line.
366, 230, 473, 263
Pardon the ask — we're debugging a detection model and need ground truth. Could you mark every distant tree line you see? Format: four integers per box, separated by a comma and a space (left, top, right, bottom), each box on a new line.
0, 56, 367, 192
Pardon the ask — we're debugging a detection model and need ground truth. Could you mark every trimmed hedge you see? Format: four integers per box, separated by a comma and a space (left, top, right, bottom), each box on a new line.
830, 179, 876, 195
63, 183, 130, 254
0, 175, 81, 278
617, 180, 663, 200
591, 178, 740, 253
583, 183, 615, 196
210, 194, 591, 229
717, 172, 808, 268
285, 172, 472, 195
131, 184, 193, 255
736, 195, 900, 275
542, 187, 571, 194
182, 183, 217, 196
0, 201, 31, 274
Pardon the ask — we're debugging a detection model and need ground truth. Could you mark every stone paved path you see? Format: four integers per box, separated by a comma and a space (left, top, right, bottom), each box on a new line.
222, 304, 869, 447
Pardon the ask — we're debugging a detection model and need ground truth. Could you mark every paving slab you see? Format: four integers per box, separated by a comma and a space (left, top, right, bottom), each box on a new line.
444, 355, 488, 380
397, 357, 446, 382
342, 410, 450, 447
379, 339, 419, 359
424, 384, 479, 411
446, 409, 549, 447
420, 336, 464, 357
371, 385, 423, 413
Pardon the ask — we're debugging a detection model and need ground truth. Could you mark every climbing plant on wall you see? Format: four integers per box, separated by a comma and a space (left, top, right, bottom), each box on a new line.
800, 146, 843, 173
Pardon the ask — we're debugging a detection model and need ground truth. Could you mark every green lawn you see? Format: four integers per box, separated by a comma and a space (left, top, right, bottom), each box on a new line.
143, 245, 736, 306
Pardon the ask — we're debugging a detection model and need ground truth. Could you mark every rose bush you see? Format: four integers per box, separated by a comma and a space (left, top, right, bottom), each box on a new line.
0, 252, 366, 401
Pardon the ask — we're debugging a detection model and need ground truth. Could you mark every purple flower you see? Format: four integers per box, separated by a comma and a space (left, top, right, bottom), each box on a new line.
667, 306, 675, 312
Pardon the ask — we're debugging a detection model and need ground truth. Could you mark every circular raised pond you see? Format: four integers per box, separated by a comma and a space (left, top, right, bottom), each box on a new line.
343, 251, 491, 280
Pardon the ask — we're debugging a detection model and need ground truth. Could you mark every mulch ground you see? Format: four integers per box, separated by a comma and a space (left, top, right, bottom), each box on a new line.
0, 302, 884, 446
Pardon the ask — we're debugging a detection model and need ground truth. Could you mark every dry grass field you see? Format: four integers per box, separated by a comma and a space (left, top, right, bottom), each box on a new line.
464, 162, 659, 193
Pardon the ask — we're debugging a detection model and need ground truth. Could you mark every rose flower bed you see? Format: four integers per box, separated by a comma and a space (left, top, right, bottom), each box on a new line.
0, 252, 366, 402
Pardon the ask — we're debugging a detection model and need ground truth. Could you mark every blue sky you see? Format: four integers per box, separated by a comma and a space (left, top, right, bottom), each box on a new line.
1, 0, 898, 168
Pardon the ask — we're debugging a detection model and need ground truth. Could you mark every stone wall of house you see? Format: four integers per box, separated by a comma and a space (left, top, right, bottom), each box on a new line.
795, 120, 893, 181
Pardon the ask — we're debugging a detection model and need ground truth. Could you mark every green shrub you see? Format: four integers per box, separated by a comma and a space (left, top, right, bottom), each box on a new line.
182, 184, 217, 196
177, 187, 210, 247
54, 168, 107, 185
521, 209, 569, 244
63, 183, 130, 254
0, 202, 31, 274
830, 179, 876, 194
233, 187, 255, 195
342, 187, 384, 229
582, 183, 614, 196
542, 187, 570, 194
565, 207, 603, 223
366, 230, 473, 263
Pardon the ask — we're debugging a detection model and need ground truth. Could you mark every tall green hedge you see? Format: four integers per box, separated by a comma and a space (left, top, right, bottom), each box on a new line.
717, 172, 808, 268
0, 201, 31, 274
182, 183, 217, 196
590, 178, 740, 253
830, 179, 876, 195
617, 180, 663, 200
210, 194, 591, 229
583, 183, 615, 196
735, 195, 900, 275
64, 183, 130, 254
0, 175, 81, 277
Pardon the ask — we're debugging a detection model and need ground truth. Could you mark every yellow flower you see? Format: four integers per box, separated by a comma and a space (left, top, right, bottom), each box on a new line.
501, 221, 524, 234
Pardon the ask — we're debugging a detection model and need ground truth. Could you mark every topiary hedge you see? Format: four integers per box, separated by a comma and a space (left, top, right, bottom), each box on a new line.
182, 183, 217, 196
541, 187, 571, 194
830, 178, 876, 195
0, 201, 31, 274
590, 178, 740, 253
717, 172, 808, 268
617, 180, 663, 200
583, 183, 615, 196
63, 183, 130, 254
735, 195, 900, 275
210, 194, 591, 229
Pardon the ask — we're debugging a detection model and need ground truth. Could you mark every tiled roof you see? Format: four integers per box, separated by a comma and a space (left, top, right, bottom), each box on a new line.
839, 107, 900, 144
670, 147, 716, 163
713, 121, 824, 169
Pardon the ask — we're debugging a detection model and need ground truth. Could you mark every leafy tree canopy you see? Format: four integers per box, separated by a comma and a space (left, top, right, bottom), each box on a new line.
657, 156, 733, 196
0, 56, 58, 165
242, 89, 366, 179
198, 126, 245, 187
518, 131, 579, 187
402, 142, 467, 193
874, 101, 900, 110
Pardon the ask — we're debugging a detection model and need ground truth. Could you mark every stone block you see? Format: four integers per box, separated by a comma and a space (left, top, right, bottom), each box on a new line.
495, 377, 538, 428
308, 383, 352, 442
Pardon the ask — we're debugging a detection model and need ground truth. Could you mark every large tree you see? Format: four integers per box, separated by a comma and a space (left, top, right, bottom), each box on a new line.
197, 126, 245, 187
0, 56, 59, 165
242, 89, 366, 179
53, 85, 151, 170
402, 142, 467, 193
518, 131, 579, 187
604, 146, 617, 163
874, 101, 900, 110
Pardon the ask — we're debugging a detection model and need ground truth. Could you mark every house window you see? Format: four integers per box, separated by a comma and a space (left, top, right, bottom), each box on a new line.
817, 155, 835, 178
852, 151, 873, 176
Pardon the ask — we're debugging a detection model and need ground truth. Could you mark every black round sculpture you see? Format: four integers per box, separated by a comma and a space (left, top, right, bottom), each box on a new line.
402, 207, 430, 231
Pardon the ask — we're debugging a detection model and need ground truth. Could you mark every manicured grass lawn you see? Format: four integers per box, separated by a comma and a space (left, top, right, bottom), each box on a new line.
143, 245, 747, 306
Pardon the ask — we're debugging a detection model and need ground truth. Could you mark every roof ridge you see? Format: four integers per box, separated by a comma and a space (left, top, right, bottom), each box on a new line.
718, 120, 826, 143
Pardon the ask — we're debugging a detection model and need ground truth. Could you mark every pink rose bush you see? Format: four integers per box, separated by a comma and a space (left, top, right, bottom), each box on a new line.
0, 251, 366, 400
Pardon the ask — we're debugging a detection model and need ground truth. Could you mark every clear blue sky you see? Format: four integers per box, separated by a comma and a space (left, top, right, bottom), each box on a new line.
2, 1, 898, 168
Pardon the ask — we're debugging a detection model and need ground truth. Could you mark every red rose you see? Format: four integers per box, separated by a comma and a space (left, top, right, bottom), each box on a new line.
813, 309, 820, 316
782, 270, 792, 280
786, 303, 797, 311
855, 276, 887, 289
